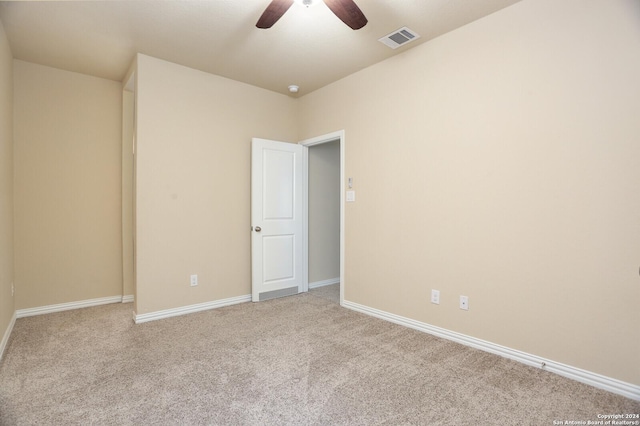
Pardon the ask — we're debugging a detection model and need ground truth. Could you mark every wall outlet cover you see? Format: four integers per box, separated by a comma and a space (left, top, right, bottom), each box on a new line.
460, 295, 469, 310
431, 289, 440, 304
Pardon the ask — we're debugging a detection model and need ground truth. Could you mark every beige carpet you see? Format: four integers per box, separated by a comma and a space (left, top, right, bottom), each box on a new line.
1, 284, 637, 425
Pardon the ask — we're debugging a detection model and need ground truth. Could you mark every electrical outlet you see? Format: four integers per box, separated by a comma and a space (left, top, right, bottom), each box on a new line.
11, 282, 14, 297
431, 289, 440, 305
460, 295, 469, 310
190, 274, 198, 287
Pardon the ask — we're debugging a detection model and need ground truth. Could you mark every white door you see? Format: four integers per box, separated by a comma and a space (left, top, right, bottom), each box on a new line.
251, 138, 303, 302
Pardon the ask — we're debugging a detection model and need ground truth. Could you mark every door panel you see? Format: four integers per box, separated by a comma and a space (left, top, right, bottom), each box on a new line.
263, 235, 295, 283
251, 138, 303, 302
263, 149, 296, 219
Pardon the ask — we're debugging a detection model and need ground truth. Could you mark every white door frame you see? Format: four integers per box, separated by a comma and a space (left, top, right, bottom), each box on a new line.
300, 130, 345, 305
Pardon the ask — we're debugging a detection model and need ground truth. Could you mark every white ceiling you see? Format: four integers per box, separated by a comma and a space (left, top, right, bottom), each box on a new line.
0, 0, 522, 96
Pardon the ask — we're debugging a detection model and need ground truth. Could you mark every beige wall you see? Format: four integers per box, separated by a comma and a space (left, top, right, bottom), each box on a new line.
0, 19, 14, 348
298, 0, 640, 385
2, 0, 637, 389
13, 60, 123, 309
308, 140, 340, 284
134, 54, 298, 315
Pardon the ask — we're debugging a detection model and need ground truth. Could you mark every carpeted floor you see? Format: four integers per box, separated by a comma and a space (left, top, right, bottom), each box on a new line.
0, 284, 638, 425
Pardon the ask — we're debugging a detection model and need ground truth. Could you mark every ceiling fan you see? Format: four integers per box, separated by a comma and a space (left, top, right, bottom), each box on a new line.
256, 0, 368, 30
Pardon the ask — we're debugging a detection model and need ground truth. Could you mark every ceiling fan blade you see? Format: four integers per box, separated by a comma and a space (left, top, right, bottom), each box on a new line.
256, 0, 295, 29
323, 0, 368, 30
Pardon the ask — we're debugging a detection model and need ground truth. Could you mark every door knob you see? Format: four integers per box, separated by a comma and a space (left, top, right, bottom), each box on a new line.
255, 226, 261, 232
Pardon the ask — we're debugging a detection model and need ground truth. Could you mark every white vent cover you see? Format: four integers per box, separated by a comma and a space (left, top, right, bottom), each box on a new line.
378, 27, 420, 49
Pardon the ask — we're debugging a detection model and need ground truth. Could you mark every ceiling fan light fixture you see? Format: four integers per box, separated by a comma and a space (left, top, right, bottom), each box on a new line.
257, 0, 367, 30
294, 0, 316, 7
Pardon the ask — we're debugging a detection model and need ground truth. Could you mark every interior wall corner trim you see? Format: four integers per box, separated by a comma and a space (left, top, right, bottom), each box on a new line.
133, 294, 251, 324
342, 300, 640, 402
0, 311, 17, 362
308, 278, 340, 289
16, 296, 124, 319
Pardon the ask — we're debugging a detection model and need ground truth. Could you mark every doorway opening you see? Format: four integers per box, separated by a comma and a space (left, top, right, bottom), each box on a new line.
301, 131, 345, 305
122, 71, 136, 308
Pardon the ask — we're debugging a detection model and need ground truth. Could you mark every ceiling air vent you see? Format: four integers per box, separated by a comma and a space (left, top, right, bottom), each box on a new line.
379, 27, 420, 49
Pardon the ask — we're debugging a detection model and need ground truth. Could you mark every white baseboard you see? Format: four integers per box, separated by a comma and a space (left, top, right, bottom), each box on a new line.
121, 295, 134, 303
0, 311, 16, 362
133, 294, 251, 324
342, 300, 640, 402
309, 277, 340, 289
16, 295, 124, 318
